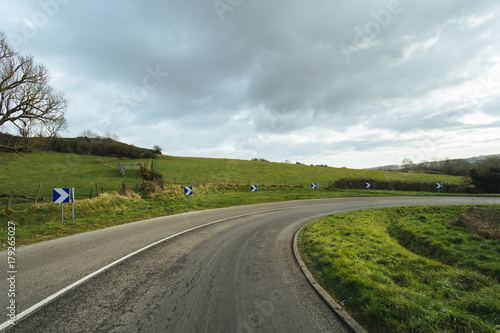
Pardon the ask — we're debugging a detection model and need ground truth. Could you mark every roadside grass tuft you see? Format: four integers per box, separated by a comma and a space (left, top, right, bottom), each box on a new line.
299, 206, 500, 332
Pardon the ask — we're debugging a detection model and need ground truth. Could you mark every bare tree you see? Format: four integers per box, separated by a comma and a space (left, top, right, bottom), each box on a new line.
81, 129, 100, 139
401, 158, 414, 171
42, 116, 68, 138
0, 34, 68, 137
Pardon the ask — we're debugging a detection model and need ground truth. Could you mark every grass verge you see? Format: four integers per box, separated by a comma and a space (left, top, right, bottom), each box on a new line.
298, 206, 500, 333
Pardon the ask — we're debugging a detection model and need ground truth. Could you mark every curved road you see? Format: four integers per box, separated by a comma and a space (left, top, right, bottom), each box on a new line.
1, 196, 497, 332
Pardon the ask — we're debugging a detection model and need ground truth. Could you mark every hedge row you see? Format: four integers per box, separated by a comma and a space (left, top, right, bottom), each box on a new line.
329, 178, 472, 193
0, 134, 158, 159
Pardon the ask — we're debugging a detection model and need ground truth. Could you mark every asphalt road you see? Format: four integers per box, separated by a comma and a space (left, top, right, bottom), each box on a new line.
1, 196, 497, 332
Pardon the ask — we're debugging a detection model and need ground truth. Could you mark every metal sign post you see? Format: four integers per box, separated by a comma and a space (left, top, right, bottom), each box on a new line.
71, 188, 75, 221
436, 183, 443, 194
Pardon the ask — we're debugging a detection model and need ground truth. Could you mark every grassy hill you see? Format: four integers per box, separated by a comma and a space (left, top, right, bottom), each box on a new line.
0, 151, 147, 201
0, 151, 465, 203
154, 155, 464, 187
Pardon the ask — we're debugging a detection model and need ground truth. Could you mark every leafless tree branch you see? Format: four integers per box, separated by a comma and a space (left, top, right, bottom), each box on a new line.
1, 34, 68, 138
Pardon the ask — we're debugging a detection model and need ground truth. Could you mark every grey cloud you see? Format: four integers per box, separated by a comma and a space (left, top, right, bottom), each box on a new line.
1, 0, 499, 168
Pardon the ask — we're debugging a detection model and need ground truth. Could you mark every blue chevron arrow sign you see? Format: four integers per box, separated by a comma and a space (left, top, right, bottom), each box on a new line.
184, 186, 193, 196
53, 188, 70, 204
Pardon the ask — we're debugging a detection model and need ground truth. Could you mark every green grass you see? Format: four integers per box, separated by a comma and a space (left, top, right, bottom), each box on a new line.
153, 155, 464, 186
0, 151, 149, 201
1, 151, 466, 204
299, 206, 500, 333
388, 206, 500, 282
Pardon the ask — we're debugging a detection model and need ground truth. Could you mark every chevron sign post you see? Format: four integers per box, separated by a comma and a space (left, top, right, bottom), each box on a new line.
53, 188, 71, 222
436, 183, 443, 194
184, 186, 193, 204
251, 185, 258, 198
365, 182, 371, 189
311, 183, 319, 195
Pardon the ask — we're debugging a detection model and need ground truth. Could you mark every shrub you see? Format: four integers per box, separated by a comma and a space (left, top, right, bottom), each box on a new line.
140, 165, 163, 182
469, 167, 500, 193
329, 178, 469, 193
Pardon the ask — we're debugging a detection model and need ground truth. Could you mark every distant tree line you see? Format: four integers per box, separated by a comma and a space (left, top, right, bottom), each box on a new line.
401, 157, 472, 176
468, 158, 500, 193
0, 132, 160, 159
401, 156, 500, 193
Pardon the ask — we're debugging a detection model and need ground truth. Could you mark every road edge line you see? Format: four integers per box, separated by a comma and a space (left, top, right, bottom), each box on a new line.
293, 223, 369, 333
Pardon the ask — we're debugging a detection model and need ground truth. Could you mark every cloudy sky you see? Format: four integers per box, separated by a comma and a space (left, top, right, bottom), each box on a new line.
1, 0, 499, 168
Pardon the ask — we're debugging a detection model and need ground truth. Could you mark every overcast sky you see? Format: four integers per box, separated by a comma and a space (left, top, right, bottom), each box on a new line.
1, 0, 499, 168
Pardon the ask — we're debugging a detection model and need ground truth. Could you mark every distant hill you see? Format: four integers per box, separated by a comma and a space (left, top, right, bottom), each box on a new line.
364, 164, 402, 171
464, 154, 500, 163
365, 154, 500, 171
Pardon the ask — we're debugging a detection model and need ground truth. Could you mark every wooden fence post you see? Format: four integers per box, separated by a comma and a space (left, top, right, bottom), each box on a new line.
7, 191, 15, 210
35, 183, 42, 204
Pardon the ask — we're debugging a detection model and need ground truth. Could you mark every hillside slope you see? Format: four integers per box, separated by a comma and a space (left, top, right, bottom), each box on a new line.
1, 152, 465, 203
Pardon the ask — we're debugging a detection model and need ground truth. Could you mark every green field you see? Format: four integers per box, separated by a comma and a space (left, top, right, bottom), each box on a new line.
0, 151, 465, 203
298, 206, 500, 332
153, 155, 464, 186
0, 151, 148, 201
